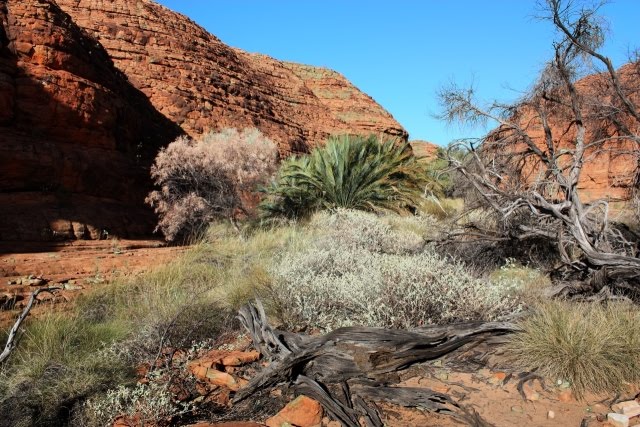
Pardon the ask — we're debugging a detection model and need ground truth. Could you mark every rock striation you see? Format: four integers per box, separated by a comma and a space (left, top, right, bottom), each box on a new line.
55, 0, 407, 154
490, 63, 640, 203
0, 0, 181, 241
1, 0, 406, 241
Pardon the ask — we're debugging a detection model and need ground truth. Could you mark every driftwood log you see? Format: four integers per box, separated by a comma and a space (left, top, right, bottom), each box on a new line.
235, 301, 518, 426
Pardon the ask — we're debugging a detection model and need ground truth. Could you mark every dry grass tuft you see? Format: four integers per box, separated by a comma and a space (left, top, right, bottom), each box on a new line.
507, 300, 640, 397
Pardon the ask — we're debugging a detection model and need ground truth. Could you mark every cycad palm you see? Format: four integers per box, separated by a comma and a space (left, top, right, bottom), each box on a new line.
261, 135, 432, 218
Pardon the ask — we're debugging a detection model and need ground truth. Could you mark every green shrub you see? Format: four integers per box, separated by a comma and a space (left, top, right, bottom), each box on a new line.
506, 301, 640, 397
489, 258, 550, 304
0, 311, 131, 426
261, 135, 431, 218
270, 210, 524, 331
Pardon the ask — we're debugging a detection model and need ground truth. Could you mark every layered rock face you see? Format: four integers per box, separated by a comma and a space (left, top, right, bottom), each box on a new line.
1, 0, 406, 241
491, 63, 640, 202
0, 0, 181, 241
55, 0, 407, 155
409, 140, 439, 162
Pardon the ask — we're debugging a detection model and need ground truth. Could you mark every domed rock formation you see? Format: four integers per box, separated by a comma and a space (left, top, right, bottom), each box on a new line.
409, 140, 439, 162
55, 0, 407, 154
1, 0, 407, 241
0, 0, 181, 241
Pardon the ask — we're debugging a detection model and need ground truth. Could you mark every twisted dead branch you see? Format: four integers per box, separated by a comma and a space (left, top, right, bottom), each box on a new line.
438, 0, 640, 293
235, 301, 516, 426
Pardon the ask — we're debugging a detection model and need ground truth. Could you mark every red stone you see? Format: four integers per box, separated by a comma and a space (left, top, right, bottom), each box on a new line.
265, 395, 323, 427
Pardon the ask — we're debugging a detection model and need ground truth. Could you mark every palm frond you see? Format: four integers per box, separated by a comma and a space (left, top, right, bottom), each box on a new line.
260, 134, 435, 218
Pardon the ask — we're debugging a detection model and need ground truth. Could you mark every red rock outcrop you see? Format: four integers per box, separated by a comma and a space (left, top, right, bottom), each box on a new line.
1, 0, 407, 241
409, 140, 440, 162
0, 0, 181, 241
55, 0, 407, 155
490, 63, 640, 202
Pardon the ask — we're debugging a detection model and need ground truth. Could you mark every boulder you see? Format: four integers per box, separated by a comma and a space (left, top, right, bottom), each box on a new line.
265, 396, 323, 427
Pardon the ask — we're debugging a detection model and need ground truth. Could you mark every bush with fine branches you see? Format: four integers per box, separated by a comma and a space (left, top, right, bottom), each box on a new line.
146, 128, 278, 240
270, 209, 524, 331
260, 134, 431, 218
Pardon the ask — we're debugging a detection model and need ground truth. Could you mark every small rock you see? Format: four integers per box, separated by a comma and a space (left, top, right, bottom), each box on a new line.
511, 405, 524, 413
613, 400, 640, 416
220, 350, 260, 366
203, 369, 246, 391
608, 413, 630, 427
526, 391, 540, 401
547, 410, 555, 419
266, 395, 323, 427
489, 371, 507, 385
522, 383, 540, 401
557, 389, 574, 402
63, 283, 84, 290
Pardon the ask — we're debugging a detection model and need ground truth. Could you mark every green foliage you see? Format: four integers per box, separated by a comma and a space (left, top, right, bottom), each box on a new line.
424, 145, 469, 196
261, 135, 431, 218
507, 301, 640, 397
0, 311, 132, 426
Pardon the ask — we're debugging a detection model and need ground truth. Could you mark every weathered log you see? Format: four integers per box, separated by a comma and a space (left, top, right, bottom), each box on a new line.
235, 301, 517, 426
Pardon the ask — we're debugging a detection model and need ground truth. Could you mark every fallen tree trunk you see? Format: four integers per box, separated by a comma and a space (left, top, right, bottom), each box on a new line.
235, 301, 518, 426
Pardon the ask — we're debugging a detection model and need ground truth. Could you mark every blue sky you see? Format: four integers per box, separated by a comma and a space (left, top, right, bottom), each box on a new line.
155, 1, 639, 146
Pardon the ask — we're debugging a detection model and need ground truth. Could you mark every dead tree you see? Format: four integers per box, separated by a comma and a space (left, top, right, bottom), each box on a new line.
438, 0, 640, 293
235, 301, 516, 427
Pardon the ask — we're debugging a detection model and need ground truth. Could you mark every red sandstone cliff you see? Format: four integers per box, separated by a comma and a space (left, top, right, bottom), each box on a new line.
1, 0, 407, 241
55, 0, 407, 154
409, 140, 439, 162
0, 0, 181, 241
489, 63, 640, 202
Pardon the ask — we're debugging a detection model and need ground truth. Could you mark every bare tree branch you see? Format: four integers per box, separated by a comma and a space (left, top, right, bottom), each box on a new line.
1, 287, 61, 364
438, 0, 640, 292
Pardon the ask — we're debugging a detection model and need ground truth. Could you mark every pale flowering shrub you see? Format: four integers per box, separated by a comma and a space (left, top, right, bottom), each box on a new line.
79, 379, 193, 426
271, 210, 523, 331
146, 128, 279, 240
309, 209, 426, 255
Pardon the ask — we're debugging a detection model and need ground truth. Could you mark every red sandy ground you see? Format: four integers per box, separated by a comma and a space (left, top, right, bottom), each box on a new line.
0, 239, 185, 326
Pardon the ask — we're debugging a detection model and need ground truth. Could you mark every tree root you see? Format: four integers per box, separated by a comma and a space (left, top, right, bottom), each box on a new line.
235, 301, 518, 426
